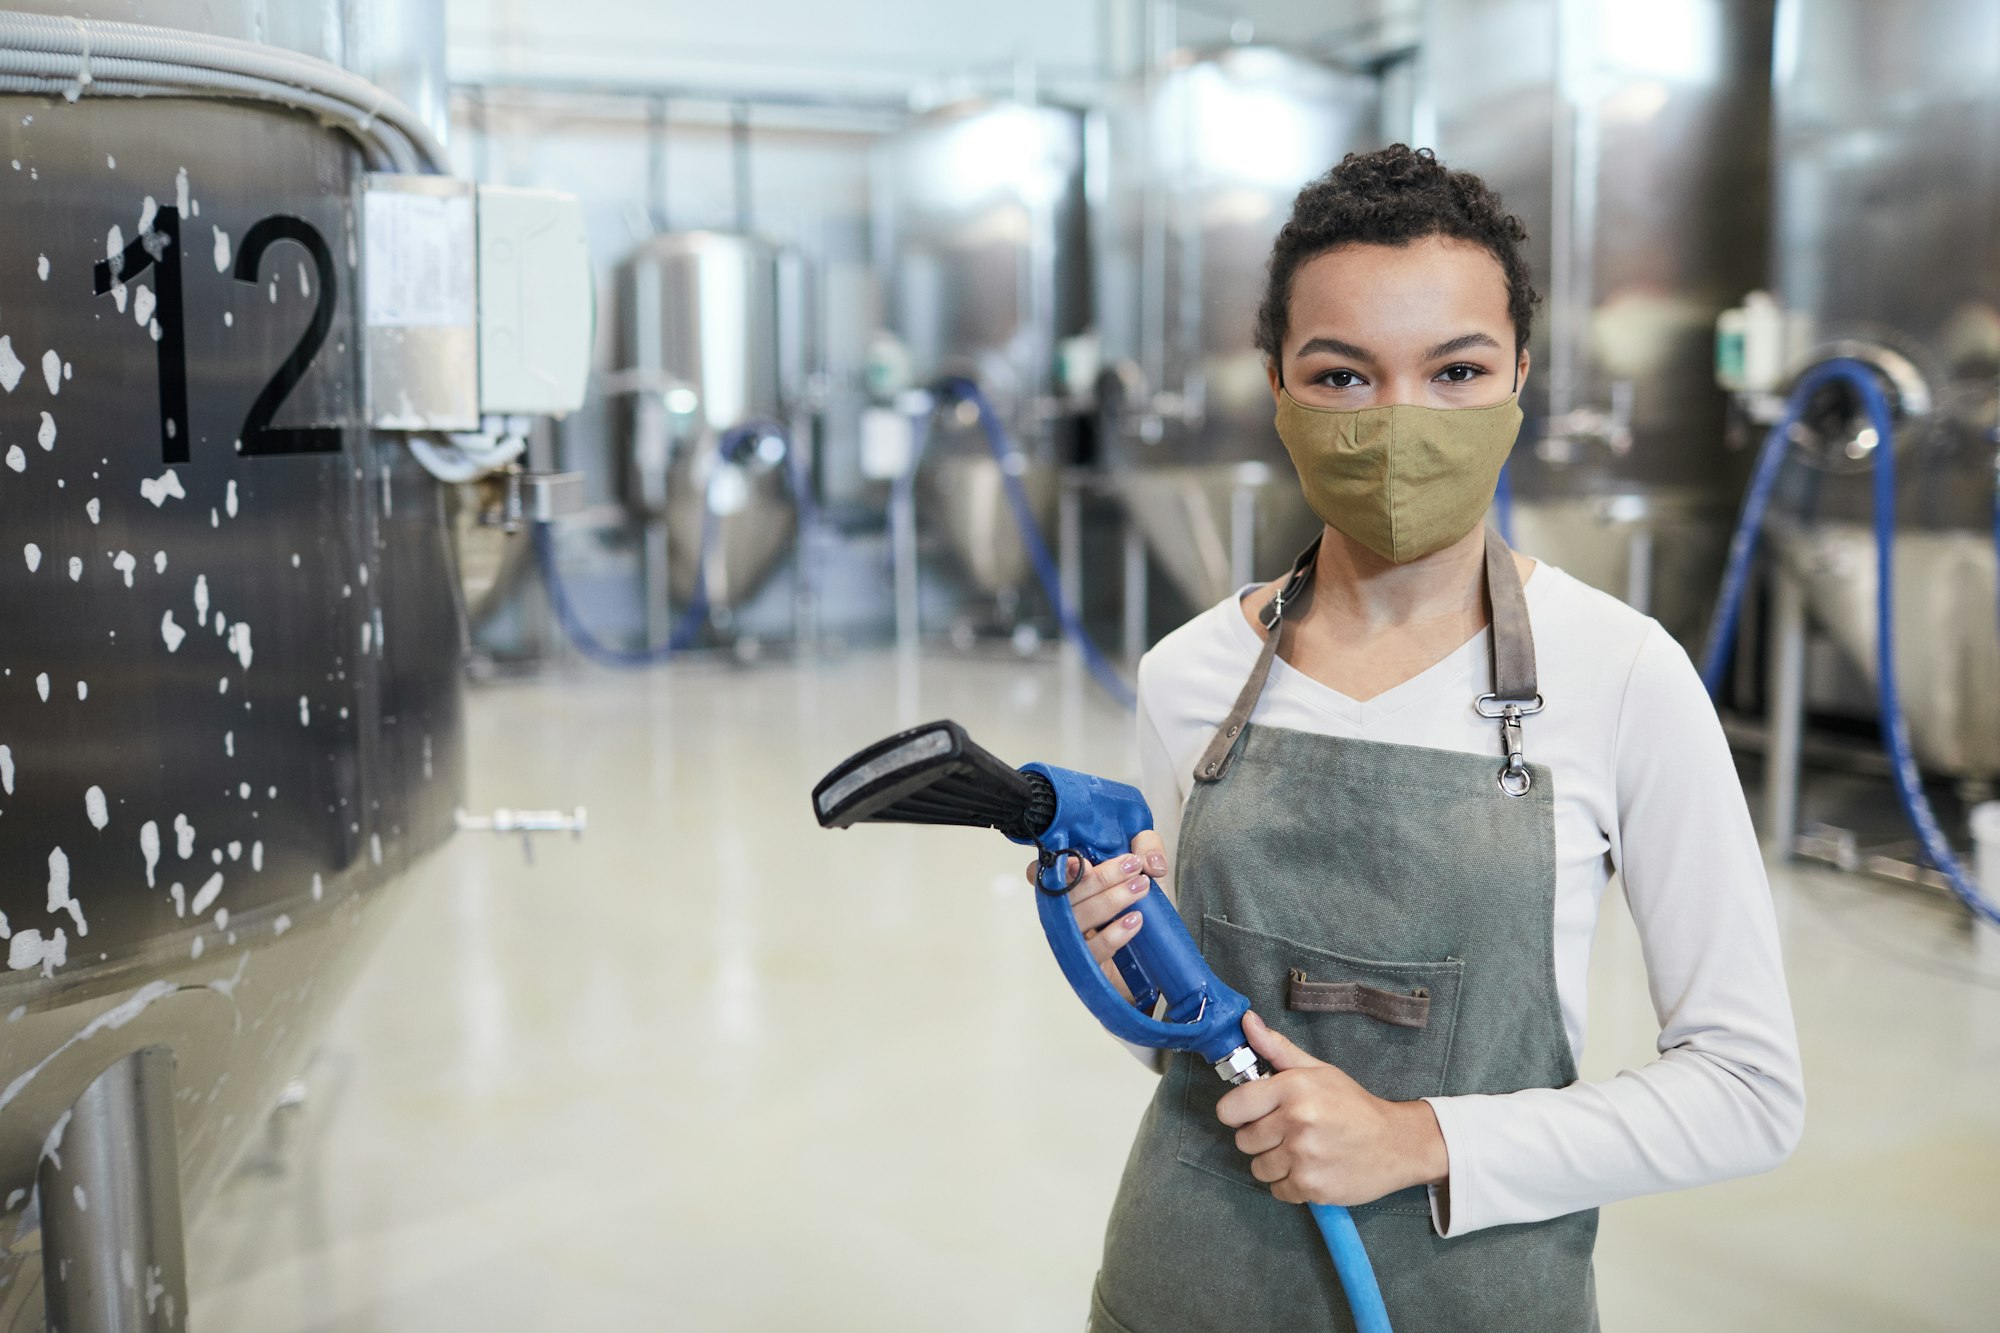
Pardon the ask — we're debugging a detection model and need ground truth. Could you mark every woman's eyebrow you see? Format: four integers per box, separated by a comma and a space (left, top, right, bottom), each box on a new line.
1294, 335, 1373, 361
1424, 332, 1502, 359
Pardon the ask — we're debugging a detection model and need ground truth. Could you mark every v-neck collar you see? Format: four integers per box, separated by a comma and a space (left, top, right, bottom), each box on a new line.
1222, 561, 1547, 729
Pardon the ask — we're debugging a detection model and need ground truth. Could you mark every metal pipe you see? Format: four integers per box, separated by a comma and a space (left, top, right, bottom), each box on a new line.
1624, 525, 1654, 615
1059, 474, 1085, 667
38, 1047, 188, 1333
1764, 567, 1808, 859
646, 95, 670, 233
1229, 479, 1257, 589
1123, 520, 1149, 662
731, 101, 754, 235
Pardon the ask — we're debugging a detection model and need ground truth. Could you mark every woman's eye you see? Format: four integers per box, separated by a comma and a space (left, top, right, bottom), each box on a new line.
1435, 363, 1487, 384
1315, 369, 1365, 389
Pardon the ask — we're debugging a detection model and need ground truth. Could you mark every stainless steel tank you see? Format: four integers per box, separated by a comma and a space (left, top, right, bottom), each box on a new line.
1760, 0, 2000, 777
1423, 0, 1776, 647
0, 0, 466, 1324
1095, 46, 1380, 610
614, 231, 799, 626
874, 99, 1088, 600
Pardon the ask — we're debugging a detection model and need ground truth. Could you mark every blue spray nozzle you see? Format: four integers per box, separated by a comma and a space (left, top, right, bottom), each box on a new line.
1017, 763, 1255, 1068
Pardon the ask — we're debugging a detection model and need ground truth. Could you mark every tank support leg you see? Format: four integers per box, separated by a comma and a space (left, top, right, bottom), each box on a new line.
1765, 567, 1809, 861
1123, 521, 1148, 662
38, 1047, 189, 1333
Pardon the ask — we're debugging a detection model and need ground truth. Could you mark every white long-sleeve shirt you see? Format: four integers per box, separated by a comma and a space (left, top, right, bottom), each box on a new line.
1134, 559, 1804, 1237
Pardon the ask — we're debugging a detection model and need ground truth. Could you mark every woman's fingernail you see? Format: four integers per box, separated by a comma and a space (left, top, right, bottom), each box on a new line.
1119, 856, 1141, 876
1127, 878, 1147, 896
1146, 853, 1168, 875
1122, 912, 1141, 928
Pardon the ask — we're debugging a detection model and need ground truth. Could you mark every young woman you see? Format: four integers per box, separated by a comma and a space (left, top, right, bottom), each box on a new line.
1061, 146, 1803, 1331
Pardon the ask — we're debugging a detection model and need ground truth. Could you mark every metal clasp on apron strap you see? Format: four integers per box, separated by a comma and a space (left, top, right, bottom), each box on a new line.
1475, 692, 1545, 796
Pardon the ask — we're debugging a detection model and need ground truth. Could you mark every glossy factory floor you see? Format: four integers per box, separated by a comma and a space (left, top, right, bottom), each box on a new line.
183, 647, 2000, 1331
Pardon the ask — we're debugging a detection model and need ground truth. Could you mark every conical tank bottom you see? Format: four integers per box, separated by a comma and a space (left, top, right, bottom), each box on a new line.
1771, 520, 2000, 778
920, 453, 1059, 597
1113, 466, 1322, 610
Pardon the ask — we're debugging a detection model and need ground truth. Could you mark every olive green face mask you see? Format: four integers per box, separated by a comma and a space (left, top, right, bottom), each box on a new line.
1274, 388, 1523, 565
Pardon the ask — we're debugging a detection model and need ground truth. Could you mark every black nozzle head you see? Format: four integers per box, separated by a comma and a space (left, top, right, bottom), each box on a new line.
810, 720, 1054, 841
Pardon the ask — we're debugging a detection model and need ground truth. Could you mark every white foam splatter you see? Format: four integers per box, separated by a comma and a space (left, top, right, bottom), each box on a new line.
176, 167, 189, 216
4, 446, 22, 473
48, 847, 84, 934
361, 622, 372, 654
160, 611, 184, 652
190, 936, 203, 959
226, 841, 241, 862
223, 731, 233, 758
35, 254, 47, 281
139, 469, 185, 506
72, 1184, 86, 1212
212, 225, 230, 273
153, 551, 166, 574
214, 907, 229, 930
194, 574, 209, 625
223, 311, 233, 328
169, 883, 184, 916
272, 914, 290, 936
111, 551, 136, 587
217, 677, 228, 695
228, 621, 252, 669
75, 681, 86, 701
84, 787, 107, 831
41, 350, 59, 395
8, 927, 65, 976
225, 480, 238, 518
23, 544, 39, 573
190, 872, 223, 915
311, 872, 323, 900
140, 820, 159, 887
236, 782, 249, 799
132, 284, 156, 329
0, 745, 13, 795
35, 673, 48, 702
85, 498, 99, 524
66, 556, 80, 582
37, 412, 54, 450
41, 1108, 70, 1168
370, 833, 383, 866
173, 814, 194, 858
298, 695, 309, 726
251, 841, 263, 872
0, 336, 21, 393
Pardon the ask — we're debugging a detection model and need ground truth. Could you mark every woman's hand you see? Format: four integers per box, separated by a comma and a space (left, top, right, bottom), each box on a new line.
1216, 1011, 1449, 1206
1023, 832, 1170, 1005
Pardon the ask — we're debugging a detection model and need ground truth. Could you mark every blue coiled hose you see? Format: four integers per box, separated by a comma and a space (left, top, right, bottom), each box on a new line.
535, 421, 784, 667
1699, 357, 2000, 928
932, 377, 1138, 712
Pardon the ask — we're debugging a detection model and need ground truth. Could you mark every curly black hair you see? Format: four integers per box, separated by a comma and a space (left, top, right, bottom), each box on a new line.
1255, 144, 1539, 366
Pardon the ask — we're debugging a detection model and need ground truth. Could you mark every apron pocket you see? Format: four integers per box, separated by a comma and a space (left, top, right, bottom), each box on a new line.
1175, 914, 1464, 1211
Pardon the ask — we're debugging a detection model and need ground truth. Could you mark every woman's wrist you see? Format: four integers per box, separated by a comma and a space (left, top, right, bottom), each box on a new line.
1392, 1098, 1451, 1190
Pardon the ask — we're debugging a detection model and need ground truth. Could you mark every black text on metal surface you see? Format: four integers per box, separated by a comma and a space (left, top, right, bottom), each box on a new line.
93, 206, 190, 464
231, 215, 341, 456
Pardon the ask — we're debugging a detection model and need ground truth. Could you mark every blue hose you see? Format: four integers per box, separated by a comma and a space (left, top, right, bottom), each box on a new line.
933, 377, 1138, 713
535, 422, 783, 668
1700, 358, 2000, 928
1493, 459, 1516, 547
1308, 1202, 1392, 1333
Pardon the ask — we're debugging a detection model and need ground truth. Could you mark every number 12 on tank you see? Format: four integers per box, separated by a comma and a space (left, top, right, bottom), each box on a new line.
93, 206, 342, 463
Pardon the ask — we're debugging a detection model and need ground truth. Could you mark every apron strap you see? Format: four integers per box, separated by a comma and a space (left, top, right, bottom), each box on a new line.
1192, 539, 1319, 784
1483, 525, 1537, 703
1191, 527, 1543, 791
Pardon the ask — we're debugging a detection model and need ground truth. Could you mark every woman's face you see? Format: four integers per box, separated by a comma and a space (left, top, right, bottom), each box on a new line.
1268, 236, 1528, 412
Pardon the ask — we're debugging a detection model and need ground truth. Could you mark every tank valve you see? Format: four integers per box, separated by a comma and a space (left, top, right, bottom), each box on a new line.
455, 807, 588, 864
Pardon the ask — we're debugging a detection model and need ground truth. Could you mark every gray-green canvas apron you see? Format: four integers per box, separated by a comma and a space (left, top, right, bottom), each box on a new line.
1090, 527, 1598, 1333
